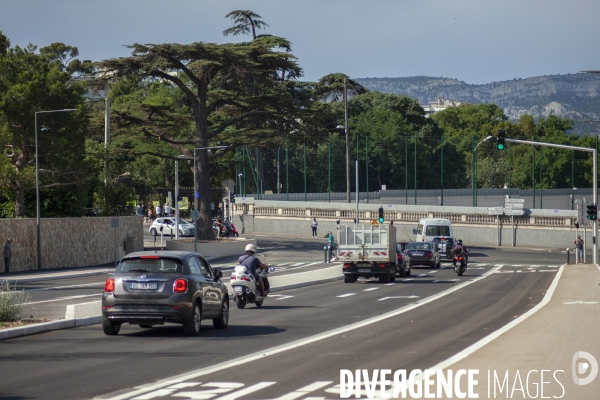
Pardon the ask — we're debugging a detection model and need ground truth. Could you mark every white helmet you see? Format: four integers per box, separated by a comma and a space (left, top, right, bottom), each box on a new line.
245, 244, 256, 253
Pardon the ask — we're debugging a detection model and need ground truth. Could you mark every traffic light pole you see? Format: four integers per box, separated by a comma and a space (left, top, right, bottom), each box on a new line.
505, 138, 597, 264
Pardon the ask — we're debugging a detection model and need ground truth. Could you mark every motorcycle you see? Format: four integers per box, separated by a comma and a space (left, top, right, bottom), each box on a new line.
228, 221, 240, 237
212, 221, 232, 238
230, 265, 274, 309
452, 247, 468, 276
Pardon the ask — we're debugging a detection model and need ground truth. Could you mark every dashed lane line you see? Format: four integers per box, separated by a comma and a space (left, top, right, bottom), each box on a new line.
95, 266, 501, 400
336, 293, 355, 298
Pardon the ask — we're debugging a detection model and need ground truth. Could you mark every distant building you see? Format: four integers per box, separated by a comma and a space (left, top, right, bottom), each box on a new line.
422, 98, 462, 116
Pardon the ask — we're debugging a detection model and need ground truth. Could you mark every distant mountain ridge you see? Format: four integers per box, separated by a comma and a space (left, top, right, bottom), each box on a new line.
354, 74, 600, 135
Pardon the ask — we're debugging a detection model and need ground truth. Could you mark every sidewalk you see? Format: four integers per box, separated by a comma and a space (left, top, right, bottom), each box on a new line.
434, 264, 600, 399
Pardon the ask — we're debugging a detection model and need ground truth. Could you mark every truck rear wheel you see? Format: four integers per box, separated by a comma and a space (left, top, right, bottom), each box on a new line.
379, 272, 390, 283
389, 264, 396, 282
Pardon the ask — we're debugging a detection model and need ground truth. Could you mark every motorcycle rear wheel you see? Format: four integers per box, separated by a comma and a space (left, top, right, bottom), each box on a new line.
255, 300, 263, 307
235, 297, 246, 309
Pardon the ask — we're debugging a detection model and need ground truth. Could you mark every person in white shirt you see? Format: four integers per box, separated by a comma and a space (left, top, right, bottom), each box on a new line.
311, 218, 318, 238
156, 204, 162, 218
164, 203, 171, 217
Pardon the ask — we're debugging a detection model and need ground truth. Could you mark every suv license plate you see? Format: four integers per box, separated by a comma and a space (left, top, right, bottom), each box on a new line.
234, 286, 243, 292
358, 269, 371, 273
130, 283, 157, 290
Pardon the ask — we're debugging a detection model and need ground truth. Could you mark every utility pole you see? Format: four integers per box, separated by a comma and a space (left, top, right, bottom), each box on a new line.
344, 77, 350, 203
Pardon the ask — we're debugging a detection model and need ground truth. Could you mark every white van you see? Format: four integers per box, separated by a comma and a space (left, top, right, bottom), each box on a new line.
413, 218, 454, 242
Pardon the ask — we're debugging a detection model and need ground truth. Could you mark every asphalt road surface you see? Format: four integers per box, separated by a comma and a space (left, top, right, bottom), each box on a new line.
0, 236, 562, 400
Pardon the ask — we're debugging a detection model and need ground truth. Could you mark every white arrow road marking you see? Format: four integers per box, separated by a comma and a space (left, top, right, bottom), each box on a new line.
273, 381, 333, 400
336, 293, 355, 298
363, 288, 379, 291
563, 301, 598, 305
378, 296, 420, 301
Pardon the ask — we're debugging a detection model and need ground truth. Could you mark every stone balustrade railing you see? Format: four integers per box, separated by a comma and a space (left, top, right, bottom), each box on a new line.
233, 204, 575, 227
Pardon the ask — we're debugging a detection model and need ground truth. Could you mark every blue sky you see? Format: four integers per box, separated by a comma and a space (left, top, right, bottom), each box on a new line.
1, 0, 599, 84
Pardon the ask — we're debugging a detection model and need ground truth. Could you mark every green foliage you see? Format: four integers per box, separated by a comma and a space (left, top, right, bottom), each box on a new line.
92, 180, 135, 216
0, 280, 30, 322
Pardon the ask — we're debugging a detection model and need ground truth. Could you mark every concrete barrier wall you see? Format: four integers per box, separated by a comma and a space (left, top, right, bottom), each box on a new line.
0, 216, 143, 272
231, 214, 581, 250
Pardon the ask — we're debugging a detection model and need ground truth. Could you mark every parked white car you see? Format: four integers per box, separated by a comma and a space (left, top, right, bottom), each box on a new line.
149, 218, 195, 237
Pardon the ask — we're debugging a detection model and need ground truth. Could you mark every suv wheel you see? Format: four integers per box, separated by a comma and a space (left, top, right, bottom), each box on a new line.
183, 301, 202, 336
102, 318, 121, 336
213, 300, 229, 329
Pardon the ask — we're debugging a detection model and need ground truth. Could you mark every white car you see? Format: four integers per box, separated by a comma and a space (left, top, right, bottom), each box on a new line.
149, 218, 196, 237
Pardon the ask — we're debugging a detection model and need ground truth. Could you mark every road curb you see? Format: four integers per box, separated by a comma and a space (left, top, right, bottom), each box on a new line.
0, 316, 102, 340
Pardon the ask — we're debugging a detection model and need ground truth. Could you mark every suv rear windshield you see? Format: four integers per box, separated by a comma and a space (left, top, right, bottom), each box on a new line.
118, 258, 182, 273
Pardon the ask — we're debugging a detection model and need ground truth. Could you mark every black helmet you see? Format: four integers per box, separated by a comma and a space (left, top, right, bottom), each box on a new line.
457, 239, 463, 244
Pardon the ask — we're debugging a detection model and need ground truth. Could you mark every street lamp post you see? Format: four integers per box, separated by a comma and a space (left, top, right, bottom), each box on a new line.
471, 135, 493, 207
34, 108, 78, 270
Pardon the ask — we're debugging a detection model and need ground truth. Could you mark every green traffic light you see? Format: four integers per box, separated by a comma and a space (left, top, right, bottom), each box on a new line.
497, 143, 505, 150
378, 217, 384, 223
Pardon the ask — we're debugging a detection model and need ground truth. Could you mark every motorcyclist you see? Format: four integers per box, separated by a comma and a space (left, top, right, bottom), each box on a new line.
452, 239, 469, 265
238, 244, 268, 296
215, 216, 226, 235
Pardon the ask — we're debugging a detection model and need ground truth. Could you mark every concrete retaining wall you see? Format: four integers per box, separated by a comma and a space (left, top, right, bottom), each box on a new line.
0, 216, 143, 272
231, 214, 582, 249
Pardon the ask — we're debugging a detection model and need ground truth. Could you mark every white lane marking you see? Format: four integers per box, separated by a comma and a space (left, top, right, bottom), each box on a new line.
270, 295, 294, 300
23, 281, 105, 292
216, 382, 276, 400
172, 382, 244, 399
166, 383, 201, 390
384, 283, 396, 286
512, 264, 522, 267
401, 279, 414, 282
277, 262, 293, 266
385, 264, 566, 397
363, 288, 379, 292
432, 279, 458, 283
24, 293, 101, 305
378, 296, 419, 301
427, 271, 437, 274
496, 271, 514, 273
494, 264, 505, 267
273, 381, 333, 400
539, 270, 557, 272
548, 265, 559, 268
305, 262, 320, 267
563, 301, 598, 305
516, 270, 522, 273
530, 265, 540, 268
336, 293, 355, 298
98, 266, 501, 400
417, 274, 428, 277
290, 263, 304, 267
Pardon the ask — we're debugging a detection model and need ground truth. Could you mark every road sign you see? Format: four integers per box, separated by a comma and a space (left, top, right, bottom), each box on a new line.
110, 218, 119, 229
504, 203, 524, 209
381, 185, 386, 190
195, 191, 200, 199
487, 207, 504, 215
191, 210, 200, 221
504, 209, 525, 216
505, 198, 524, 203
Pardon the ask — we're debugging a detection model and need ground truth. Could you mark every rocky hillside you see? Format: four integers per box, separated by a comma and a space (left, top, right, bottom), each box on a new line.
355, 74, 600, 135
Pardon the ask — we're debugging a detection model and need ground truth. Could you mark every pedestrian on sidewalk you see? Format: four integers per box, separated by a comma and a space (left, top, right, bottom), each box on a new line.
148, 207, 153, 222
4, 238, 12, 274
156, 204, 162, 218
573, 235, 584, 263
311, 218, 318, 238
164, 202, 171, 217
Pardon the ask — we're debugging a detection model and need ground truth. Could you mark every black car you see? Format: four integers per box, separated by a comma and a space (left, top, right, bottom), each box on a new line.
432, 236, 455, 259
402, 241, 441, 269
395, 242, 411, 277
102, 251, 229, 336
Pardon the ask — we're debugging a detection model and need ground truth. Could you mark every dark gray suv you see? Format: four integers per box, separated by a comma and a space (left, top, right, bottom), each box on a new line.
102, 251, 229, 336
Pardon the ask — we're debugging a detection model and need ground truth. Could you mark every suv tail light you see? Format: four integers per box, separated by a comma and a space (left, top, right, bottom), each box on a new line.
173, 278, 188, 293
343, 263, 352, 269
230, 275, 236, 280
378, 263, 386, 268
397, 254, 403, 261
104, 278, 115, 292
425, 252, 432, 259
